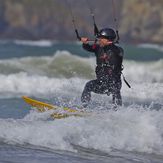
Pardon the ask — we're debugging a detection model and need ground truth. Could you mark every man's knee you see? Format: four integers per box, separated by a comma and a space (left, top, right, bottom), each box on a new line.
85, 80, 95, 92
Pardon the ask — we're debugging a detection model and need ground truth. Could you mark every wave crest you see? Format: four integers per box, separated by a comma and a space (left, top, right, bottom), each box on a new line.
0, 50, 94, 78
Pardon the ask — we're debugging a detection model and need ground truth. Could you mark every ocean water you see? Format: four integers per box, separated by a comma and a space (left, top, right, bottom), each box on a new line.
0, 40, 163, 163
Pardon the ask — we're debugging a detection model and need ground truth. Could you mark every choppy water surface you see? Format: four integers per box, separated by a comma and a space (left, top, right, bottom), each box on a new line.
0, 40, 163, 163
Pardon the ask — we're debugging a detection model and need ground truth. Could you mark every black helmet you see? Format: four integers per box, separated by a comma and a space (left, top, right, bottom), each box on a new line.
97, 28, 116, 41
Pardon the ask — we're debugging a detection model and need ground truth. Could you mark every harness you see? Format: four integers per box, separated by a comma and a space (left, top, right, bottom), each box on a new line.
121, 65, 131, 88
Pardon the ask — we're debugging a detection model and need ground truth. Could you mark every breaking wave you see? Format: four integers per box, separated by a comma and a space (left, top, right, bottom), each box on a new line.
0, 106, 163, 155
0, 50, 162, 82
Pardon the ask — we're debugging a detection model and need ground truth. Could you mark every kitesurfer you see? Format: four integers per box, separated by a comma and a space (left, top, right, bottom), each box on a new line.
80, 28, 124, 107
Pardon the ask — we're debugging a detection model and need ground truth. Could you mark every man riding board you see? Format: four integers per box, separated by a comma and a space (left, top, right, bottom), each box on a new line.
80, 28, 124, 107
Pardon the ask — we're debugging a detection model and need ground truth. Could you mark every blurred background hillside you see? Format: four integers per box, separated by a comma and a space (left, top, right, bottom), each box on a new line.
0, 0, 163, 44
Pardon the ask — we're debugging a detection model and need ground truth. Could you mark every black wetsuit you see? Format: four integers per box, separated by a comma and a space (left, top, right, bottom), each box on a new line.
81, 43, 124, 106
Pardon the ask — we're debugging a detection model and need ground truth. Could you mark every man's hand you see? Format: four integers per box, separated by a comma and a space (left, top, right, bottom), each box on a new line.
81, 37, 89, 44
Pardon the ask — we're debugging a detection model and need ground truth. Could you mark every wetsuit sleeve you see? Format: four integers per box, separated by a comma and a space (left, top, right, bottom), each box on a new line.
82, 43, 96, 52
118, 47, 124, 58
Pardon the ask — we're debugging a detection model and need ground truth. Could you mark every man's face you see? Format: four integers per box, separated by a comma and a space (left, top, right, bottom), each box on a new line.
98, 38, 111, 47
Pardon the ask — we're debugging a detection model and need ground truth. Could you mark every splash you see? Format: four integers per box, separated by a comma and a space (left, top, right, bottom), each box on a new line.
0, 105, 163, 154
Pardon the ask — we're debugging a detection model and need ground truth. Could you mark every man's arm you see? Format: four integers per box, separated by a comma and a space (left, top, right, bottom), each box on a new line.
81, 37, 96, 52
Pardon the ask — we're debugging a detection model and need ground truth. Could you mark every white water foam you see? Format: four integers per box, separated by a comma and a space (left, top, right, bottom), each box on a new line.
0, 106, 163, 154
0, 72, 162, 106
123, 60, 163, 83
13, 40, 55, 47
0, 72, 85, 98
0, 52, 162, 154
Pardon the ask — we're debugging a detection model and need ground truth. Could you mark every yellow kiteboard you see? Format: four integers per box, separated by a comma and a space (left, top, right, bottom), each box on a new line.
22, 96, 87, 119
